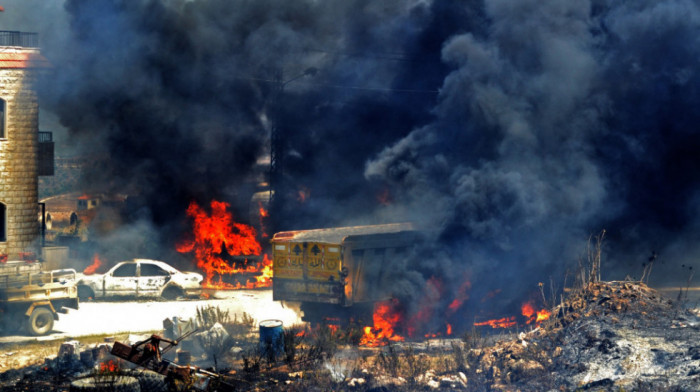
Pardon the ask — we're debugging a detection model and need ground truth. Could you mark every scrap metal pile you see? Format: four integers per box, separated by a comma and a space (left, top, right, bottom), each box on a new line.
465, 281, 700, 391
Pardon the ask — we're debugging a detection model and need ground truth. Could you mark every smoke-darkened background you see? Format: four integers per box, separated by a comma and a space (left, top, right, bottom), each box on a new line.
6, 0, 700, 323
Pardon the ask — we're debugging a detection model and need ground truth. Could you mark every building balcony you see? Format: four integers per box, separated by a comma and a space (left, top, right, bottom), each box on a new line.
38, 131, 53, 176
0, 31, 38, 48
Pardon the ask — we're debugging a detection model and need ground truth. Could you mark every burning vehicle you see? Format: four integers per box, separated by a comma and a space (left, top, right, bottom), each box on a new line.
77, 259, 203, 300
271, 223, 421, 324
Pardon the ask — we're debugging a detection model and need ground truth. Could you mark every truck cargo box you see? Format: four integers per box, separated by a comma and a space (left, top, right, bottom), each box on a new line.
0, 261, 78, 335
271, 223, 420, 307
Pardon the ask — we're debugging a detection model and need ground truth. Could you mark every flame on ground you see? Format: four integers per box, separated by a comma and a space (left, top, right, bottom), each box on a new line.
100, 360, 118, 373
521, 302, 551, 324
360, 299, 405, 347
176, 200, 271, 289
474, 301, 552, 329
474, 316, 517, 329
83, 254, 103, 275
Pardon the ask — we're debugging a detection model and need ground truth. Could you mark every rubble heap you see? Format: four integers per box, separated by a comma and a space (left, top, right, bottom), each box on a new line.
470, 281, 700, 391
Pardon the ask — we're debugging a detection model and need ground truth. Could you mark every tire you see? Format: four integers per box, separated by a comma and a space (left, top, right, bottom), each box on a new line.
161, 286, 184, 301
27, 307, 54, 336
78, 285, 95, 301
70, 375, 140, 392
124, 370, 167, 392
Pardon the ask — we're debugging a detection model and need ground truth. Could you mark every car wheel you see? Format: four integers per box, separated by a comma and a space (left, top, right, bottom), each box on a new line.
77, 285, 95, 301
161, 286, 184, 301
27, 307, 54, 336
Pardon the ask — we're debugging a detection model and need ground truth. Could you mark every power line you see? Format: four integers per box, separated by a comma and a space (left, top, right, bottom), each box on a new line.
236, 76, 439, 95
305, 48, 418, 63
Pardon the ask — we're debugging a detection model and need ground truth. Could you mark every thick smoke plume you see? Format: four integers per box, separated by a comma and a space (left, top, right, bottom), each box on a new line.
367, 0, 700, 325
9, 0, 700, 326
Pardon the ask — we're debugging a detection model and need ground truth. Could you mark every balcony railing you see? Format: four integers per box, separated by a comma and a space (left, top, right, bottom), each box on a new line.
38, 131, 52, 143
0, 31, 39, 48
38, 131, 54, 176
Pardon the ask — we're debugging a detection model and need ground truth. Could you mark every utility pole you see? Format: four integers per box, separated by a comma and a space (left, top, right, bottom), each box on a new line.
269, 69, 284, 220
268, 67, 317, 232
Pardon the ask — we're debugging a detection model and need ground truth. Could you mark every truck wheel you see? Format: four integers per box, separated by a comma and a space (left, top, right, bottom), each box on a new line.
70, 375, 140, 392
27, 307, 54, 336
161, 286, 183, 301
78, 285, 95, 301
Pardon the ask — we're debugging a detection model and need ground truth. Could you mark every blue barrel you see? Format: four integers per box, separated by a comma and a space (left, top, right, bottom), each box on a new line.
259, 319, 284, 360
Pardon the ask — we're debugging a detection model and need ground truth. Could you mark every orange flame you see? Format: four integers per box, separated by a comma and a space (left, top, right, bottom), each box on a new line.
254, 254, 273, 287
83, 254, 103, 275
100, 360, 118, 373
176, 200, 271, 289
521, 301, 551, 325
297, 187, 310, 203
474, 301, 551, 329
360, 299, 405, 347
258, 202, 269, 238
474, 316, 517, 329
447, 279, 471, 315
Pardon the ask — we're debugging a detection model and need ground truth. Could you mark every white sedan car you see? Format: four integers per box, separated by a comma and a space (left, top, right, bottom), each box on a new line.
77, 259, 203, 300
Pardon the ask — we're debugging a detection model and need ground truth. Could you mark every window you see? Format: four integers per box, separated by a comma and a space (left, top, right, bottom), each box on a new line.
0, 99, 5, 139
140, 263, 169, 277
113, 263, 137, 277
0, 203, 5, 242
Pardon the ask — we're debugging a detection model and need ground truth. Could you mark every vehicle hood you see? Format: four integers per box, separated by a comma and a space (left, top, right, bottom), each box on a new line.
77, 273, 104, 285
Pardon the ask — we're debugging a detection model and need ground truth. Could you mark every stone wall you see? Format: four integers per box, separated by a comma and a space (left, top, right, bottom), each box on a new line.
0, 51, 40, 259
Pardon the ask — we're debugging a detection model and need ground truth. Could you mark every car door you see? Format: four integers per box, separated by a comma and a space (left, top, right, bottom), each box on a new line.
138, 262, 171, 297
104, 263, 138, 296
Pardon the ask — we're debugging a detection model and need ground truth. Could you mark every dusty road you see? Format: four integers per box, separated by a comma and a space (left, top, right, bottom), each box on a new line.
0, 289, 301, 344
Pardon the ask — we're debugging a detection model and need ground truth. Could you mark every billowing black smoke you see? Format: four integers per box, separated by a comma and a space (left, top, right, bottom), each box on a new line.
13, 0, 700, 326
35, 0, 453, 252
366, 0, 700, 326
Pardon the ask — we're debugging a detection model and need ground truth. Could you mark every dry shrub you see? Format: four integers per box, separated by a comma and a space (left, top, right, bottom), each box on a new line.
195, 305, 231, 329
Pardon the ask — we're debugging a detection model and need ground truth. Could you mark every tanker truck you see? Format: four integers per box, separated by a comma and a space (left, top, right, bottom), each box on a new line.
271, 223, 421, 323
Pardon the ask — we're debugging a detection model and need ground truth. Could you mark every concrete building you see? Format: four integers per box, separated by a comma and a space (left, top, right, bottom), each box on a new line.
0, 31, 52, 260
